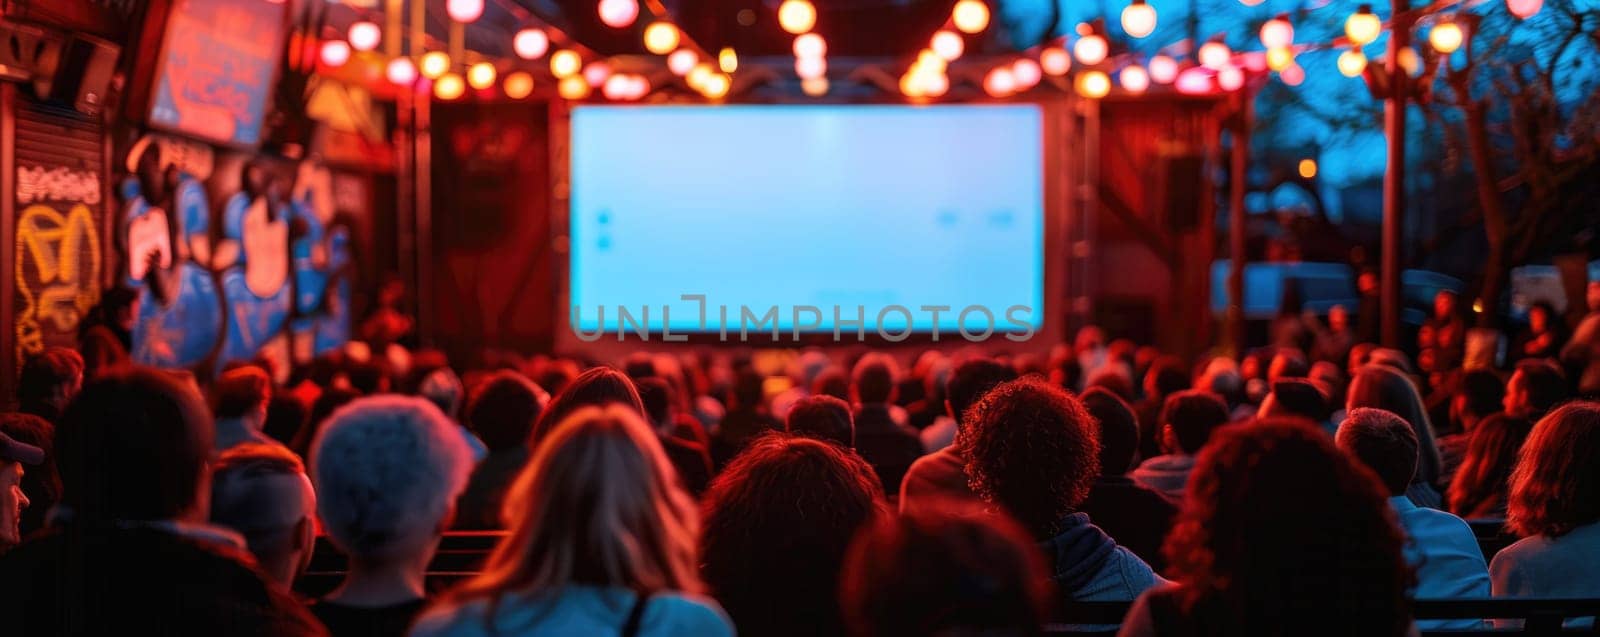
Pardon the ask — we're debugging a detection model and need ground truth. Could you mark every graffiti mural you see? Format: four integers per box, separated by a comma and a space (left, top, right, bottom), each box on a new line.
121, 148, 226, 369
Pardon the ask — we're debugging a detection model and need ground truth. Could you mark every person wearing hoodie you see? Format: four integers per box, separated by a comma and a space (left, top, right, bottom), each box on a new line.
1132, 390, 1230, 504
958, 377, 1166, 604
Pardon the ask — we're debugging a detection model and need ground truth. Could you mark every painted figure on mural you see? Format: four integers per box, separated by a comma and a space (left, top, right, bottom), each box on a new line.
217, 159, 293, 377
120, 145, 225, 369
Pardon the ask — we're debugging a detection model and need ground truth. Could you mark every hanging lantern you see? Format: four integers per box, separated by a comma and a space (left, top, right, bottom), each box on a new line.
796, 56, 827, 80
386, 57, 417, 85
514, 29, 549, 60
1120, 65, 1150, 93
983, 67, 1016, 97
434, 73, 465, 99
701, 73, 731, 99
1012, 59, 1042, 88
931, 30, 964, 61
1429, 22, 1463, 53
1148, 54, 1178, 83
1345, 5, 1381, 47
468, 62, 496, 89
1260, 14, 1294, 49
551, 50, 582, 77
348, 21, 381, 52
1075, 70, 1111, 98
1040, 47, 1071, 75
319, 40, 351, 67
952, 0, 990, 34
583, 61, 612, 87
644, 22, 679, 55
668, 49, 698, 75
558, 75, 590, 99
1337, 48, 1367, 77
688, 63, 714, 90
778, 0, 817, 34
598, 0, 639, 28
446, 0, 483, 23
719, 47, 738, 73
1397, 47, 1421, 76
1074, 33, 1108, 65
504, 72, 535, 99
1121, 0, 1157, 39
794, 33, 827, 58
420, 52, 451, 79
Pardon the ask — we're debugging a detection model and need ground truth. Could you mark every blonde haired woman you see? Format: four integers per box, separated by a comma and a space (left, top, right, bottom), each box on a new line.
411, 405, 731, 637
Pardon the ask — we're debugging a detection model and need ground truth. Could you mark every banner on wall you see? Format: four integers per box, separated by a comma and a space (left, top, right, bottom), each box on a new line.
145, 0, 287, 147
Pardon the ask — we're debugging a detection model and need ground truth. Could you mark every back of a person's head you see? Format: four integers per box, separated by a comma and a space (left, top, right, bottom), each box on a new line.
622, 352, 658, 380
418, 367, 465, 419
958, 377, 1099, 537
0, 412, 59, 535
56, 367, 212, 522
945, 358, 1017, 426
1161, 390, 1230, 455
1267, 348, 1309, 382
732, 368, 767, 411
851, 353, 899, 406
310, 396, 473, 560
210, 443, 315, 567
1081, 387, 1138, 476
701, 434, 886, 635
1146, 356, 1190, 399
1336, 408, 1419, 496
466, 371, 543, 452
1086, 369, 1134, 402
1196, 357, 1243, 405
449, 404, 700, 604
1259, 379, 1331, 423
19, 347, 84, 418
840, 500, 1051, 637
1348, 364, 1441, 484
211, 366, 271, 420
1448, 413, 1534, 519
1165, 419, 1411, 636
1456, 369, 1505, 420
1366, 348, 1415, 375
531, 366, 644, 443
345, 358, 390, 395
786, 394, 855, 448
635, 376, 675, 427
1511, 358, 1568, 419
1508, 401, 1600, 538
812, 368, 850, 401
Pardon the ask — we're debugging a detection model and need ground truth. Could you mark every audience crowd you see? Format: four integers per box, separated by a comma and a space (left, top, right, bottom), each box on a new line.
1, 284, 1600, 636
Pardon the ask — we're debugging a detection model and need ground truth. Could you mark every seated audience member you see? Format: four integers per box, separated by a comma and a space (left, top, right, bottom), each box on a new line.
711, 369, 782, 467
264, 394, 310, 448
812, 367, 850, 402
1438, 369, 1506, 484
701, 435, 886, 636
900, 359, 1016, 511
0, 432, 43, 552
1512, 302, 1565, 361
850, 353, 923, 494
839, 499, 1052, 637
17, 346, 83, 423
1266, 348, 1310, 383
638, 377, 712, 496
1256, 378, 1333, 433
530, 366, 646, 443
310, 396, 474, 637
76, 286, 135, 379
1118, 420, 1412, 637
1337, 408, 1489, 628
786, 394, 855, 448
1446, 413, 1534, 519
211, 366, 278, 454
455, 371, 543, 529
1490, 401, 1600, 606
1347, 364, 1446, 507
419, 367, 485, 460
346, 359, 392, 396
292, 386, 360, 459
960, 378, 1164, 602
1079, 387, 1177, 571
0, 414, 57, 539
1134, 357, 1190, 462
412, 405, 732, 637
1132, 390, 1230, 504
210, 443, 317, 587
0, 368, 323, 634
1505, 358, 1568, 422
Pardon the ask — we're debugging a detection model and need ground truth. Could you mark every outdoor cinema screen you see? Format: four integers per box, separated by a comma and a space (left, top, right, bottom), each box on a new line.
568, 104, 1044, 334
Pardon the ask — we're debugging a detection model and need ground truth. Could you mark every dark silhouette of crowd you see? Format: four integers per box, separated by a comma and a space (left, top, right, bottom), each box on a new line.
2, 279, 1600, 636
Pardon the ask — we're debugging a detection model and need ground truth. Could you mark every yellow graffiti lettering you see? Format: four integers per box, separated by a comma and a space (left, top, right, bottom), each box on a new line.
15, 203, 102, 360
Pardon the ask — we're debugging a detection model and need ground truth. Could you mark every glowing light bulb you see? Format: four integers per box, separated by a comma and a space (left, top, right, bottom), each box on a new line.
434, 73, 465, 99
603, 74, 633, 100
1298, 159, 1317, 178
1041, 47, 1071, 75
514, 29, 549, 59
558, 75, 590, 99
983, 67, 1016, 97
386, 57, 417, 85
917, 50, 947, 74
668, 50, 698, 75
583, 61, 612, 87
1012, 59, 1042, 88
952, 0, 990, 34
1397, 47, 1420, 76
446, 0, 483, 23
1074, 34, 1108, 65
920, 71, 949, 96
1121, 0, 1157, 38
1148, 54, 1178, 83
551, 50, 581, 77
1266, 47, 1294, 72
687, 63, 714, 89
1507, 0, 1541, 18
598, 0, 638, 28
1429, 22, 1463, 53
778, 0, 816, 34
504, 72, 534, 99
719, 47, 738, 73
1345, 5, 1381, 46
348, 21, 381, 52
420, 51, 450, 79
702, 73, 731, 99
796, 56, 827, 79
1120, 65, 1150, 93
802, 77, 829, 96
1176, 67, 1213, 93
643, 22, 679, 55
1338, 48, 1367, 77
320, 40, 351, 67
1217, 65, 1244, 90
1280, 62, 1305, 85
794, 33, 826, 58
1239, 0, 1264, 6
1199, 40, 1230, 70
1076, 70, 1111, 98
1260, 15, 1294, 49
931, 30, 964, 60
900, 73, 924, 98
467, 62, 496, 89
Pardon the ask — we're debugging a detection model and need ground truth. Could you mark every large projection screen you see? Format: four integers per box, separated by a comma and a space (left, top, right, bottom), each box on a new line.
569, 104, 1044, 334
